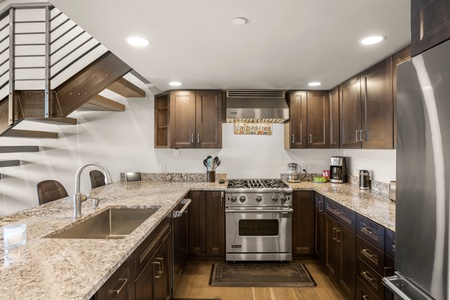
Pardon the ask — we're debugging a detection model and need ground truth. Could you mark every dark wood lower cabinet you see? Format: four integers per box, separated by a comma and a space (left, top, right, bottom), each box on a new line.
314, 193, 324, 262
292, 191, 315, 255
188, 191, 225, 258
96, 253, 136, 300
324, 212, 356, 300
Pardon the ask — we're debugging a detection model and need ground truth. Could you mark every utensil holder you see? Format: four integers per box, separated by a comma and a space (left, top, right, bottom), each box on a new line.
206, 171, 215, 182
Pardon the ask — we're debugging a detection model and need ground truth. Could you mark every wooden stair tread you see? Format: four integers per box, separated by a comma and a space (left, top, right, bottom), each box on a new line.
107, 77, 145, 98
0, 146, 39, 153
0, 160, 20, 167
2, 129, 58, 139
25, 117, 77, 125
80, 95, 125, 111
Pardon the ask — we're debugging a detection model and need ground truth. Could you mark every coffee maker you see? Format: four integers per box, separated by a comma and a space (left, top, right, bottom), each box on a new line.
329, 156, 347, 183
287, 162, 300, 182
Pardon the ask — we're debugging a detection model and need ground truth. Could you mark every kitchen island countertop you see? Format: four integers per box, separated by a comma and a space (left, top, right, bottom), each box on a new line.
0, 179, 394, 300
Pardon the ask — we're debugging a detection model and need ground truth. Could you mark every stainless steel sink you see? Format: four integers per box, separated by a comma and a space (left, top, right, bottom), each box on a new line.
48, 208, 159, 239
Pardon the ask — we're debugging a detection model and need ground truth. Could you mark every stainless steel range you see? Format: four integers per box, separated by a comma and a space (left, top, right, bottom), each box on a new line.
225, 179, 293, 261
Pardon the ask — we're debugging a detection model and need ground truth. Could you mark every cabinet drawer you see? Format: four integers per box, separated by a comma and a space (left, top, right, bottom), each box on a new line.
356, 277, 380, 300
357, 257, 384, 300
135, 218, 170, 277
385, 254, 395, 277
356, 235, 385, 275
325, 198, 356, 231
385, 228, 395, 258
357, 214, 385, 250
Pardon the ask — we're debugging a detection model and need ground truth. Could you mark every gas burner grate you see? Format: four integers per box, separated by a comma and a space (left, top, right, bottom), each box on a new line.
227, 179, 289, 189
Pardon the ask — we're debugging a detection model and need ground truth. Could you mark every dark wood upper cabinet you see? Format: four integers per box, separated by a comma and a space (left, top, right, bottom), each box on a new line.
307, 91, 329, 148
340, 76, 362, 149
411, 0, 450, 56
340, 57, 394, 149
285, 90, 329, 149
155, 90, 222, 148
361, 58, 394, 149
285, 91, 307, 148
328, 87, 340, 148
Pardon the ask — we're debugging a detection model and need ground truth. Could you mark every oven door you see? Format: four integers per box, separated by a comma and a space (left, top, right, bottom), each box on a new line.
225, 206, 292, 261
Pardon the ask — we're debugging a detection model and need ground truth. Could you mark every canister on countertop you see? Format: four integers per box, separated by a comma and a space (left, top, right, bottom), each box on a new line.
389, 181, 396, 201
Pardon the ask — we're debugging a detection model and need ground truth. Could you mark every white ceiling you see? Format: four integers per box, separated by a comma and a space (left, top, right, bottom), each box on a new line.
48, 0, 410, 92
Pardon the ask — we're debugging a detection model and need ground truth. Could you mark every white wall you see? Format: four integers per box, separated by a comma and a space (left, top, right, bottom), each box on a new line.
0, 87, 396, 217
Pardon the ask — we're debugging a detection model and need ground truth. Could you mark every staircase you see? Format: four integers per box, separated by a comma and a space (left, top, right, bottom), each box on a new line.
0, 2, 146, 174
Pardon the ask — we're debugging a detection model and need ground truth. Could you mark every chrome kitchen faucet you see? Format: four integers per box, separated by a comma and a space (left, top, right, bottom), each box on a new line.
73, 162, 112, 219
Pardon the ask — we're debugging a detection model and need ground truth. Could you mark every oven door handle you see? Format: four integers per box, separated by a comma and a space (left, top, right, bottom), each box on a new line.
225, 209, 293, 213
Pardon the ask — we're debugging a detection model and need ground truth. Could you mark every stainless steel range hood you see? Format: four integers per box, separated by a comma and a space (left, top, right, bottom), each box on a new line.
225, 90, 289, 123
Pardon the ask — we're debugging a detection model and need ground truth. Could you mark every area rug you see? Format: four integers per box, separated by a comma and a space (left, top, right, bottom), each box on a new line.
209, 262, 316, 287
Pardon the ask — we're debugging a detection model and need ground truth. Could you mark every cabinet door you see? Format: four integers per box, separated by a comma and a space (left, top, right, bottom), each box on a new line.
169, 91, 196, 148
338, 223, 356, 300
206, 191, 225, 256
188, 191, 207, 255
97, 253, 135, 300
361, 58, 394, 149
285, 91, 307, 148
340, 76, 362, 148
196, 90, 222, 148
324, 213, 339, 277
153, 232, 171, 300
328, 87, 340, 148
411, 0, 450, 56
314, 193, 324, 262
392, 46, 411, 149
307, 91, 329, 148
292, 191, 315, 255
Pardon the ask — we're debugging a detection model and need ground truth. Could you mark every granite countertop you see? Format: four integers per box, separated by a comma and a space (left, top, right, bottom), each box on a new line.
0, 179, 394, 300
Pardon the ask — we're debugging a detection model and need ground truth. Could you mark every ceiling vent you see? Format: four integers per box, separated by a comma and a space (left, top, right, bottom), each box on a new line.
225, 90, 289, 123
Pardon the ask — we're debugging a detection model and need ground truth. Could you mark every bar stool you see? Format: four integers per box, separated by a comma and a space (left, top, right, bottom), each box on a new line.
37, 180, 69, 205
90, 170, 106, 189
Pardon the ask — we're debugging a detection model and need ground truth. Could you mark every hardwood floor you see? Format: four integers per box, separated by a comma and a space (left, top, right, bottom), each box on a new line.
175, 259, 345, 300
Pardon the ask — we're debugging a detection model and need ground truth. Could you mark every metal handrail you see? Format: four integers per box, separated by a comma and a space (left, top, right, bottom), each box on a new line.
0, 2, 106, 123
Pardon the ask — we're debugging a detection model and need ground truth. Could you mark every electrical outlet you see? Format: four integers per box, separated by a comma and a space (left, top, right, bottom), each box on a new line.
159, 164, 166, 173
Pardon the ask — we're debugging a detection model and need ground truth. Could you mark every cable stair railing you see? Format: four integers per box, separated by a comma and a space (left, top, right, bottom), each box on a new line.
0, 2, 138, 140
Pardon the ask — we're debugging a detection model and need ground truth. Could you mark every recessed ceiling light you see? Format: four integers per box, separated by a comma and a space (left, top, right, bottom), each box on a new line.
232, 17, 247, 25
308, 82, 322, 87
169, 81, 182, 87
359, 35, 386, 45
125, 36, 149, 47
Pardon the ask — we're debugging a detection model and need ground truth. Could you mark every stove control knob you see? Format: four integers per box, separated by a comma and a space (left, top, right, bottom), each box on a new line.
230, 196, 237, 202
271, 195, 279, 202
255, 195, 262, 202
280, 195, 287, 203
239, 196, 246, 203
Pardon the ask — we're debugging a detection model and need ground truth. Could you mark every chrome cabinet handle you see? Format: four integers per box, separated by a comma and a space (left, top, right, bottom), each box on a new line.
332, 227, 338, 241
156, 257, 164, 274
309, 134, 312, 144
336, 229, 342, 243
362, 295, 370, 300
318, 200, 323, 212
197, 133, 200, 143
360, 130, 365, 141
191, 133, 194, 143
361, 248, 378, 264
361, 226, 375, 236
361, 270, 378, 289
291, 134, 295, 144
172, 199, 191, 218
356, 130, 360, 141
153, 261, 162, 278
109, 278, 128, 295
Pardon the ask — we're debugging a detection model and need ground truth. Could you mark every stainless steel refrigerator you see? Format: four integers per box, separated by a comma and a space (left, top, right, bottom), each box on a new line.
382, 39, 450, 300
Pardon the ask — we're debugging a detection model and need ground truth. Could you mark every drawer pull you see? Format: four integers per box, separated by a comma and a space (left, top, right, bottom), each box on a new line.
361, 271, 378, 289
109, 278, 128, 295
361, 248, 378, 264
362, 295, 370, 300
319, 200, 323, 212
361, 226, 375, 236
